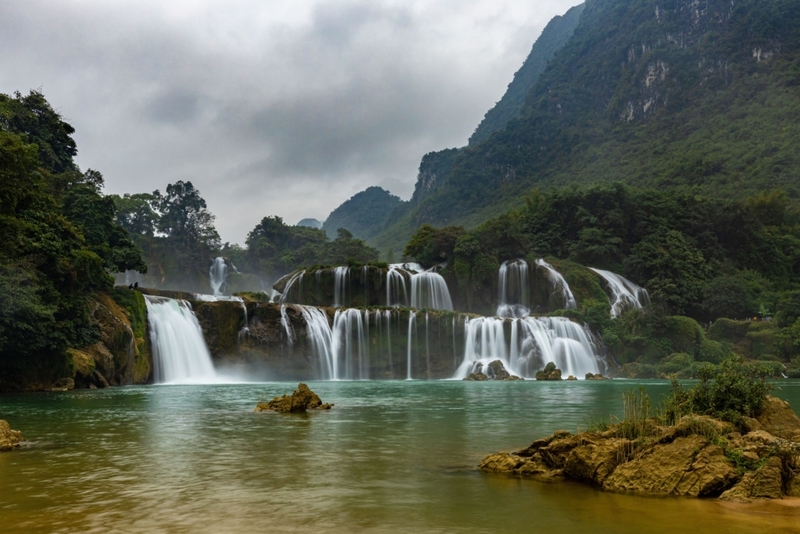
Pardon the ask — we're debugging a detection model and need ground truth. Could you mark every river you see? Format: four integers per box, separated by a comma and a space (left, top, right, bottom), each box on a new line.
2, 380, 800, 533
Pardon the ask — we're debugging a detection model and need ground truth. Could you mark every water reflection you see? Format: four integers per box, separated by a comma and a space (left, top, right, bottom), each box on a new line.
1, 381, 799, 533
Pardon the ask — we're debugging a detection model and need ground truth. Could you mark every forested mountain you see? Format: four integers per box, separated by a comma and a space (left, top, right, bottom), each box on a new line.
468, 3, 585, 146
321, 186, 402, 241
372, 0, 800, 252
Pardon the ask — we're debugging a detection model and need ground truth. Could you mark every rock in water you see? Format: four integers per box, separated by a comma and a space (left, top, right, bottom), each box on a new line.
463, 372, 489, 381
0, 420, 24, 451
536, 362, 562, 381
255, 383, 333, 413
585, 373, 610, 380
487, 360, 511, 380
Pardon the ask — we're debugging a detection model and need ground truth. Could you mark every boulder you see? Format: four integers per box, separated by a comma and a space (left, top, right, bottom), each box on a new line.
479, 451, 563, 479
567, 375, 577, 380
463, 372, 488, 381
719, 456, 784, 502
255, 383, 333, 413
585, 373, 610, 380
487, 360, 511, 380
603, 435, 739, 497
536, 362, 562, 381
756, 396, 800, 440
50, 377, 75, 392
0, 420, 24, 451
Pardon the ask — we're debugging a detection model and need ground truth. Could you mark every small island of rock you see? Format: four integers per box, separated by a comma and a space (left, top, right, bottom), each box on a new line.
255, 383, 333, 413
0, 420, 24, 451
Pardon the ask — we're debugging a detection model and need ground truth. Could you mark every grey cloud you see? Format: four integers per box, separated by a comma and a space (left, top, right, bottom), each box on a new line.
0, 0, 582, 243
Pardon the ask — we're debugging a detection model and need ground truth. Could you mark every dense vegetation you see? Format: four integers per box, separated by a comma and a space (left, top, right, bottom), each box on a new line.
403, 183, 800, 376
0, 91, 145, 389
370, 0, 800, 253
321, 186, 403, 241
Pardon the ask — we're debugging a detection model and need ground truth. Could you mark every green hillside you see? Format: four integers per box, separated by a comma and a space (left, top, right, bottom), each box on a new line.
373, 0, 800, 253
322, 186, 403, 241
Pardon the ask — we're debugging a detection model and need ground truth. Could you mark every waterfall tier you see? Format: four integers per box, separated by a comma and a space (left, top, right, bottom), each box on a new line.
535, 259, 577, 310
145, 296, 219, 384
497, 259, 530, 317
210, 257, 228, 296
453, 316, 604, 380
590, 268, 651, 318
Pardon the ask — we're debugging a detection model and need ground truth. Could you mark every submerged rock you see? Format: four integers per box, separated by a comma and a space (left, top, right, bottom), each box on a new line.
0, 420, 24, 451
585, 373, 610, 380
255, 383, 333, 413
463, 360, 523, 381
535, 362, 562, 381
480, 396, 800, 502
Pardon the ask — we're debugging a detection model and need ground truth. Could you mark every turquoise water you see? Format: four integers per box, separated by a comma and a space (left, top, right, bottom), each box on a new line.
2, 380, 800, 533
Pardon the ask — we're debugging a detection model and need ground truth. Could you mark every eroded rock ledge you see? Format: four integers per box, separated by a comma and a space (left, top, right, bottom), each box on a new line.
0, 420, 24, 451
255, 383, 333, 413
480, 396, 800, 502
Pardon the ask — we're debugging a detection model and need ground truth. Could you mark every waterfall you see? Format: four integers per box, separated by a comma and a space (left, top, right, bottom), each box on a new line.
590, 268, 651, 318
333, 266, 349, 307
298, 305, 336, 379
497, 259, 530, 318
389, 262, 424, 273
210, 257, 228, 296
410, 271, 453, 311
280, 304, 295, 344
332, 308, 369, 379
535, 259, 577, 310
453, 316, 603, 380
407, 311, 416, 379
386, 266, 410, 307
384, 310, 393, 376
279, 270, 305, 304
144, 296, 218, 384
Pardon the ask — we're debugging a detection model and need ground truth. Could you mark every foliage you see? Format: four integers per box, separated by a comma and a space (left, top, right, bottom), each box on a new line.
0, 90, 146, 390
664, 357, 774, 427
322, 186, 402, 241
403, 224, 465, 267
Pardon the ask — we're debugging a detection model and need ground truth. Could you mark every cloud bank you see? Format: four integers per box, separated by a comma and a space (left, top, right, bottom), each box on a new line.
0, 0, 581, 243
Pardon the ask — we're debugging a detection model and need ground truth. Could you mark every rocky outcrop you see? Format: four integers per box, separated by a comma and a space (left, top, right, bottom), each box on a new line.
0, 420, 24, 451
585, 373, 610, 380
254, 383, 333, 413
463, 360, 523, 381
756, 396, 800, 441
535, 362, 562, 380
480, 396, 800, 502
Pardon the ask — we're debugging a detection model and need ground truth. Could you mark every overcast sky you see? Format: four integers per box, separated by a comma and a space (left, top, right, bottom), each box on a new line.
0, 0, 581, 244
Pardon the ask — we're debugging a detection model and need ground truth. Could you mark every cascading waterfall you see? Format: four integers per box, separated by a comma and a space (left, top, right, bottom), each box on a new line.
410, 271, 453, 311
384, 310, 393, 376
298, 305, 336, 379
389, 262, 424, 273
210, 257, 228, 296
386, 266, 410, 307
535, 259, 577, 310
280, 304, 295, 344
332, 308, 369, 379
333, 266, 349, 307
144, 296, 219, 384
497, 259, 530, 318
590, 268, 651, 318
279, 271, 305, 304
453, 316, 603, 380
407, 311, 416, 379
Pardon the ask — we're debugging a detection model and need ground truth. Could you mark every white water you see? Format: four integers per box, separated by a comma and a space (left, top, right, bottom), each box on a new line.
497, 259, 530, 318
453, 316, 602, 380
209, 257, 227, 296
410, 271, 453, 311
144, 296, 219, 384
389, 262, 425, 273
333, 266, 349, 307
407, 311, 416, 379
535, 259, 577, 310
279, 271, 305, 304
386, 266, 410, 307
590, 268, 651, 318
332, 308, 369, 379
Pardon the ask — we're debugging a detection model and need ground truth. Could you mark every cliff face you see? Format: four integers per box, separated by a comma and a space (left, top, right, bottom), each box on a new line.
372, 0, 800, 252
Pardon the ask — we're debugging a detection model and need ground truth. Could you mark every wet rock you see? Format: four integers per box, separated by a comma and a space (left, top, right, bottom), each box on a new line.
0, 420, 24, 451
756, 396, 800, 440
603, 435, 739, 497
567, 375, 577, 380
719, 456, 784, 502
585, 373, 610, 380
50, 378, 75, 392
255, 383, 333, 413
487, 360, 511, 380
463, 372, 489, 381
535, 362, 562, 381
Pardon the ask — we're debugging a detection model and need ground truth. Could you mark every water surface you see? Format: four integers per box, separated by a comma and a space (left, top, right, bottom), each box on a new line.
2, 380, 800, 533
